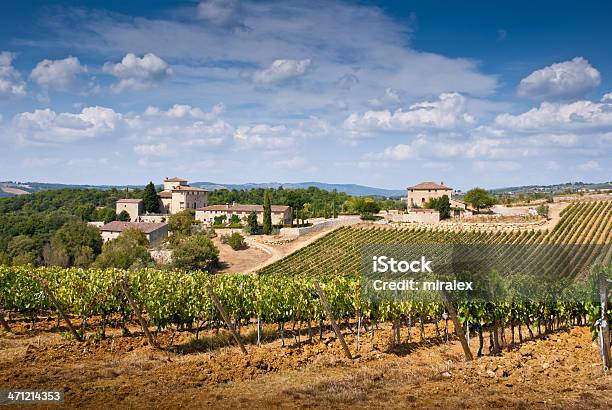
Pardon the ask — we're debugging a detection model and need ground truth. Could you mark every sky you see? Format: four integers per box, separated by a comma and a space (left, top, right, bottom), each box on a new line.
0, 0, 611, 190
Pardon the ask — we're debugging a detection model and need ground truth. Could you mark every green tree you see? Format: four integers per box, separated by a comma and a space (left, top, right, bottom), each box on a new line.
229, 214, 241, 226
171, 234, 219, 271
117, 210, 131, 221
263, 190, 272, 235
42, 243, 70, 267
94, 228, 152, 269
8, 235, 37, 265
91, 207, 116, 223
426, 195, 451, 219
213, 215, 227, 226
51, 221, 103, 266
361, 198, 381, 214
143, 181, 160, 213
246, 211, 259, 234
168, 210, 195, 235
75, 203, 95, 221
464, 187, 495, 212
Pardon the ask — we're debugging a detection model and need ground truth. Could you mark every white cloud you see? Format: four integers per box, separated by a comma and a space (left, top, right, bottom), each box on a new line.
518, 57, 601, 101
196, 0, 244, 28
545, 160, 560, 171
473, 160, 521, 172
577, 160, 600, 170
367, 88, 402, 108
144, 103, 224, 120
344, 93, 476, 137
103, 53, 172, 92
22, 157, 62, 168
253, 59, 311, 84
233, 124, 294, 150
495, 98, 612, 131
30, 56, 86, 90
13, 106, 122, 143
0, 51, 26, 98
9, 102, 235, 152
601, 93, 612, 103
272, 157, 307, 169
134, 143, 174, 157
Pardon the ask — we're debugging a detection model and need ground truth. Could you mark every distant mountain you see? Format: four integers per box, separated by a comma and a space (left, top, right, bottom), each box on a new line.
3, 179, 609, 199
190, 181, 405, 197
1, 180, 405, 198
490, 181, 612, 194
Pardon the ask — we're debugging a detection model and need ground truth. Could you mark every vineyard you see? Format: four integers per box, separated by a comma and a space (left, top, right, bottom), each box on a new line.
0, 200, 611, 407
1, 201, 610, 345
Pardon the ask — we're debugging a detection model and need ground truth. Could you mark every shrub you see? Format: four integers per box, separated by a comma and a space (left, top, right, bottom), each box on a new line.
171, 234, 219, 270
536, 204, 550, 219
221, 232, 248, 250
168, 210, 196, 235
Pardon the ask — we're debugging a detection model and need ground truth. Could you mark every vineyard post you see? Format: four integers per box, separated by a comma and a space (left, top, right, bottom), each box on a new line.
440, 289, 473, 361
0, 308, 11, 333
120, 274, 159, 349
356, 309, 362, 352
28, 274, 83, 342
597, 272, 611, 371
206, 286, 248, 356
313, 281, 353, 360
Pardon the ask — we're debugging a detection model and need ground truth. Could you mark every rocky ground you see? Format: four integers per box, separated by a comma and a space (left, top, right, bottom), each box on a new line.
0, 318, 610, 409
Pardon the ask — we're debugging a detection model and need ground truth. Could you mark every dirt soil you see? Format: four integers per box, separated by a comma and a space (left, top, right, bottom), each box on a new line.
1, 319, 610, 409
212, 237, 269, 274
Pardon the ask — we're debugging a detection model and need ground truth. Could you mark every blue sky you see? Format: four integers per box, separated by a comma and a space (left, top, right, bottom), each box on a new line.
1, 0, 611, 190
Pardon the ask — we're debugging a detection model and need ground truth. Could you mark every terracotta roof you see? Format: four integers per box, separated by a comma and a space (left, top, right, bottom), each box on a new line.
116, 198, 143, 204
408, 181, 452, 190
171, 185, 208, 192
164, 177, 187, 182
158, 191, 172, 198
100, 221, 167, 234
197, 204, 290, 213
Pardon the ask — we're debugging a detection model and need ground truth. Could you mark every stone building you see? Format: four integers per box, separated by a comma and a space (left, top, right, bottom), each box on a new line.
115, 198, 143, 222
158, 177, 208, 214
407, 181, 453, 207
99, 221, 168, 246
195, 203, 292, 226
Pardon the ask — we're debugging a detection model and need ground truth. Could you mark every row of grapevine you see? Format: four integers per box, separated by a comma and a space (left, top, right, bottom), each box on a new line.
1, 265, 609, 344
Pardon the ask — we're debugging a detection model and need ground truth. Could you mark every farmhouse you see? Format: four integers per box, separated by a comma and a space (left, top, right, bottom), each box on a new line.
196, 203, 292, 225
100, 221, 168, 246
158, 177, 208, 214
407, 181, 453, 207
115, 177, 208, 221
407, 181, 468, 209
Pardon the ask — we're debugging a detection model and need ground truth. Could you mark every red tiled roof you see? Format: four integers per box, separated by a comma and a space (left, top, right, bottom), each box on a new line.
408, 181, 452, 190
171, 185, 208, 192
116, 198, 143, 204
197, 204, 289, 213
100, 221, 167, 234
158, 191, 172, 198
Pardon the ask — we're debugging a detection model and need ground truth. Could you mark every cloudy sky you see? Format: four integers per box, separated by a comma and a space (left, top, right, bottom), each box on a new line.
1, 0, 611, 190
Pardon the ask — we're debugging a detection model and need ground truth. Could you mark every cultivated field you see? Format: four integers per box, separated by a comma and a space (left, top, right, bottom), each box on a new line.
0, 199, 610, 408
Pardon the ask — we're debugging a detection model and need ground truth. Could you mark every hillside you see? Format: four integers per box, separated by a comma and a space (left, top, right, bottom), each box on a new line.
0, 180, 405, 198
258, 200, 612, 277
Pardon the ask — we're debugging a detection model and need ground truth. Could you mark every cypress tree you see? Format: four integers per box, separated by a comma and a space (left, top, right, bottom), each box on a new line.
143, 181, 160, 213
263, 190, 272, 235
